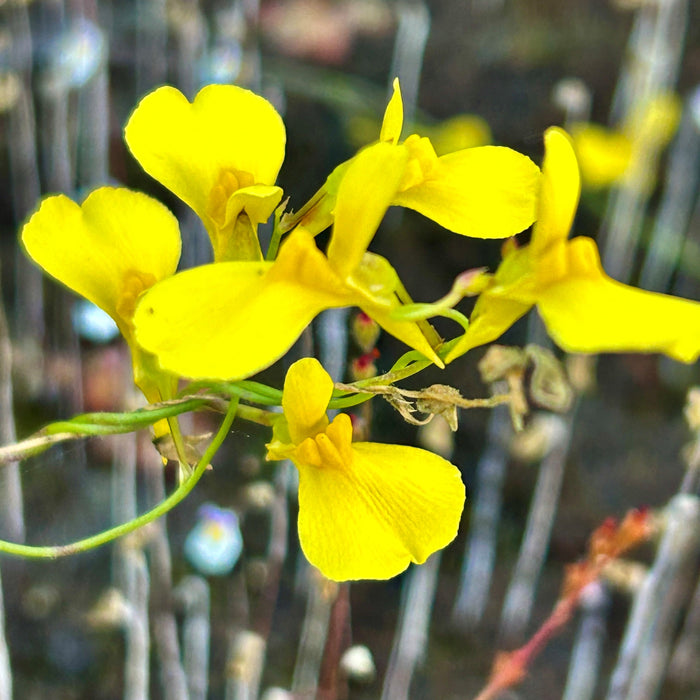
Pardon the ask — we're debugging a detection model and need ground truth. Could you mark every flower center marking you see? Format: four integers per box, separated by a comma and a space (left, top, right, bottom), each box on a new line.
208, 168, 256, 228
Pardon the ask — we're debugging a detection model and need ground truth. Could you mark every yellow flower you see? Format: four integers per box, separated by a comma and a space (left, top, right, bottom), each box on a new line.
20, 187, 181, 402
125, 84, 286, 262
570, 92, 681, 191
133, 142, 444, 381
445, 127, 700, 364
266, 358, 465, 581
293, 78, 540, 239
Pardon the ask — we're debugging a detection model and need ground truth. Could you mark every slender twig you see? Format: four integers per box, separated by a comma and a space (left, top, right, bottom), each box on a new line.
225, 630, 266, 700
0, 269, 25, 545
639, 88, 700, 291
0, 569, 12, 700
317, 584, 351, 700
561, 582, 610, 700
122, 547, 150, 700
0, 397, 238, 558
291, 572, 337, 697
499, 413, 572, 642
382, 554, 442, 700
388, 0, 431, 128
451, 405, 511, 627
176, 575, 211, 700
606, 495, 700, 700
111, 434, 150, 700
668, 568, 700, 686
135, 0, 167, 96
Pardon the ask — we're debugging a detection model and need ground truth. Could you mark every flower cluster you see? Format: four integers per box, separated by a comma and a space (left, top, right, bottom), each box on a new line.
19, 78, 700, 580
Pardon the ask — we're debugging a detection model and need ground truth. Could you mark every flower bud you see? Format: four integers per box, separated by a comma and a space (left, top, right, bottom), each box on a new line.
352, 311, 380, 352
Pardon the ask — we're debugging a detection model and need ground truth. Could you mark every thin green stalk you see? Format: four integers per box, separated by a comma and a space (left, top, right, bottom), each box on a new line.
0, 398, 214, 467
0, 397, 240, 559
180, 381, 283, 406
393, 278, 442, 349
266, 206, 286, 260
45, 398, 210, 433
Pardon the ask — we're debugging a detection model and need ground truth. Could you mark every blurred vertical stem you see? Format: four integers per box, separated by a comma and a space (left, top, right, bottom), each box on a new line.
639, 86, 700, 291
226, 630, 266, 700
146, 451, 191, 700
0, 269, 25, 545
606, 494, 700, 700
668, 569, 700, 686
562, 582, 610, 700
171, 0, 206, 98
136, 0, 167, 95
292, 573, 337, 698
499, 414, 572, 642
111, 434, 150, 700
388, 0, 430, 127
0, 569, 11, 700
382, 553, 442, 700
451, 404, 510, 628
383, 418, 454, 698
239, 0, 262, 91
122, 546, 151, 700
77, 37, 109, 187
602, 0, 689, 280
317, 584, 351, 700
176, 575, 211, 700
5, 2, 44, 345
252, 460, 291, 638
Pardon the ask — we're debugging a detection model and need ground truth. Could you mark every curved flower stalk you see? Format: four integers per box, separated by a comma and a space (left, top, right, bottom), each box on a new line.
125, 84, 286, 262
265, 358, 465, 581
289, 78, 541, 240
570, 92, 681, 191
21, 187, 182, 404
133, 142, 445, 381
445, 127, 700, 364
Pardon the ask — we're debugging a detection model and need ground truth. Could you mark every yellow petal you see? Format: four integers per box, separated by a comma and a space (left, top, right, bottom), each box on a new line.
379, 78, 403, 145
570, 123, 633, 189
537, 238, 700, 363
21, 187, 181, 331
295, 414, 465, 581
124, 84, 285, 234
530, 127, 580, 256
392, 146, 540, 238
223, 185, 284, 229
327, 142, 409, 278
133, 229, 351, 380
444, 292, 532, 363
282, 358, 332, 444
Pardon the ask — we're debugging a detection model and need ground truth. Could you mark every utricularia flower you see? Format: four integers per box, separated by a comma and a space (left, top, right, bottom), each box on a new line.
446, 127, 700, 364
266, 358, 465, 581
21, 187, 182, 405
132, 80, 541, 381
125, 84, 286, 262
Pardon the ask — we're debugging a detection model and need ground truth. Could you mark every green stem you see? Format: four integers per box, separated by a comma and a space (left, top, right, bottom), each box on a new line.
266, 207, 285, 261
181, 380, 283, 406
44, 398, 210, 434
394, 278, 442, 349
166, 414, 191, 479
0, 397, 240, 559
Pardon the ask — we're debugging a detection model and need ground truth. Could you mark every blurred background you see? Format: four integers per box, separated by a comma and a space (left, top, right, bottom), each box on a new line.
1, 0, 700, 698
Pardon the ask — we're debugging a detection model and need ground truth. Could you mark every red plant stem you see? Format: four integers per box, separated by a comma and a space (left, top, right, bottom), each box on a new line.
473, 509, 653, 700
